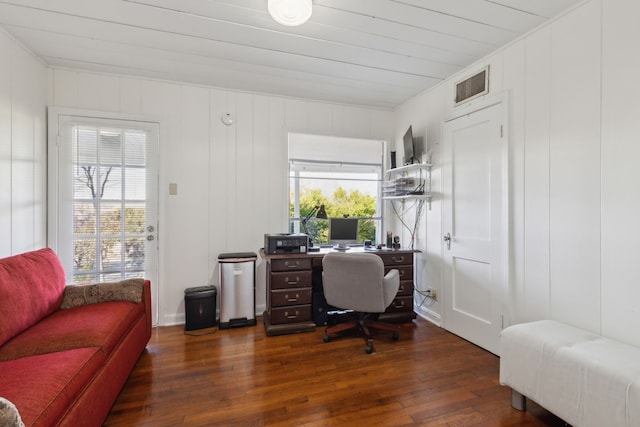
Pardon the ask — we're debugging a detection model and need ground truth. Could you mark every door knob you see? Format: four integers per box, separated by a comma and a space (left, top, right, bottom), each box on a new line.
444, 233, 451, 250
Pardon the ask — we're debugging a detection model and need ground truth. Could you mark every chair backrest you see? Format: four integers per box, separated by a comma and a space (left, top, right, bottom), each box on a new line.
322, 252, 399, 313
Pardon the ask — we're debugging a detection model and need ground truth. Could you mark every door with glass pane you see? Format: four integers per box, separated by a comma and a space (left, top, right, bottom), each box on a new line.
49, 110, 158, 321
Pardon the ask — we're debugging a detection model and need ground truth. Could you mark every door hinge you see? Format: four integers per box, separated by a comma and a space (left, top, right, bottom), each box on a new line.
500, 125, 504, 138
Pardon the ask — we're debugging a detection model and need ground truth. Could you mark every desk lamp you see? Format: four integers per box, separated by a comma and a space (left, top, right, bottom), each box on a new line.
301, 204, 327, 250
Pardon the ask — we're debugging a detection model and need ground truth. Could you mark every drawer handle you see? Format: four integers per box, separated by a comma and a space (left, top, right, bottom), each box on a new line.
398, 284, 404, 292
393, 301, 405, 309
399, 270, 405, 277
284, 260, 300, 268
285, 310, 300, 319
285, 276, 300, 285
285, 293, 299, 302
392, 256, 405, 263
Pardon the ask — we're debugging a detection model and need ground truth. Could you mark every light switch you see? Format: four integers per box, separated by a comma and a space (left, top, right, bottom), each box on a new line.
169, 183, 178, 195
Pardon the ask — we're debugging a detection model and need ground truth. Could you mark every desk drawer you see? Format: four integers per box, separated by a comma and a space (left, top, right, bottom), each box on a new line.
378, 253, 412, 266
385, 295, 413, 313
270, 305, 312, 324
270, 270, 312, 289
397, 281, 414, 297
385, 265, 413, 282
271, 288, 312, 307
270, 258, 312, 272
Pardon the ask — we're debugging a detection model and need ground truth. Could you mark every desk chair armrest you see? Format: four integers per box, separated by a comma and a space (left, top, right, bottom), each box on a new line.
383, 269, 400, 307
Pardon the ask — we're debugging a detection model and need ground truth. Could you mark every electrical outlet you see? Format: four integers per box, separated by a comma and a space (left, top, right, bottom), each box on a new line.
425, 289, 437, 300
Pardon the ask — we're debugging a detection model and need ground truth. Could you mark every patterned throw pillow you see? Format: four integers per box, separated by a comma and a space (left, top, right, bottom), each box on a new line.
0, 397, 24, 427
60, 278, 144, 309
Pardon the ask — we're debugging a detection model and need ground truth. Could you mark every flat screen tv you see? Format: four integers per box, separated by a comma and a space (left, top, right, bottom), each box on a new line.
328, 217, 359, 250
403, 125, 417, 165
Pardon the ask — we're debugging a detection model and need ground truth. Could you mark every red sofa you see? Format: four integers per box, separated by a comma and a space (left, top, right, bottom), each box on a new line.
0, 248, 152, 426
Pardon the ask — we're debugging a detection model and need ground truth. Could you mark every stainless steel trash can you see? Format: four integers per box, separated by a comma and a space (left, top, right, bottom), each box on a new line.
218, 252, 257, 329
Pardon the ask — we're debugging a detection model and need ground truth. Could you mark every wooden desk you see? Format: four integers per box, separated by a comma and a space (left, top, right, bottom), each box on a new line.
260, 247, 418, 336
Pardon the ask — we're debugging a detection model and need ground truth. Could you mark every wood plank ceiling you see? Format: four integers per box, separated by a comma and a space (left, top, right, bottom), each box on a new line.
0, 0, 584, 109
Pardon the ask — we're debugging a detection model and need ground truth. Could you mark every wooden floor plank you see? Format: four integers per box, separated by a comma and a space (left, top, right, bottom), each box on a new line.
105, 317, 567, 426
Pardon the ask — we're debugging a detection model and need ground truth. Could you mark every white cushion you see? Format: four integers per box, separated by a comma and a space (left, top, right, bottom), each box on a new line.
500, 320, 640, 427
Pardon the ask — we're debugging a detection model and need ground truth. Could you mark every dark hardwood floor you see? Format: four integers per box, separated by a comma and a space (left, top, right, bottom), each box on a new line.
105, 317, 566, 426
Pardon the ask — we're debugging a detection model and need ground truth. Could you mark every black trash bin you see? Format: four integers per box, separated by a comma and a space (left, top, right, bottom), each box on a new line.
184, 286, 217, 332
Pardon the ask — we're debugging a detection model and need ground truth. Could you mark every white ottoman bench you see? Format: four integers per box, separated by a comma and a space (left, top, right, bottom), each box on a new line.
499, 320, 640, 427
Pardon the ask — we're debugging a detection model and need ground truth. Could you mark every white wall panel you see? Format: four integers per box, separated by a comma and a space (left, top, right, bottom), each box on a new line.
0, 33, 12, 257
74, 72, 120, 111
138, 79, 182, 323
208, 88, 231, 278
119, 77, 141, 114
0, 30, 47, 258
11, 87, 35, 253
502, 41, 526, 326
307, 102, 333, 133
99, 75, 120, 112
176, 85, 210, 291
332, 105, 371, 137
233, 93, 257, 251
370, 109, 394, 150
488, 56, 504, 97
422, 84, 447, 324
268, 97, 287, 232
45, 69, 54, 106
208, 88, 227, 260
251, 94, 272, 309
77, 73, 102, 110
11, 43, 37, 254
601, 0, 640, 347
522, 27, 552, 322
548, 0, 601, 332
223, 92, 239, 251
284, 99, 308, 132
30, 52, 47, 250
52, 69, 78, 107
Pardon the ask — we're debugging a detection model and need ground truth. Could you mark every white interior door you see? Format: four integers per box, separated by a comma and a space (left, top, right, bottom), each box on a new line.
48, 109, 159, 324
442, 101, 507, 355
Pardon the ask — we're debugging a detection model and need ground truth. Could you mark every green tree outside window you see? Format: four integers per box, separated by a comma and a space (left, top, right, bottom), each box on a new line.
291, 187, 377, 244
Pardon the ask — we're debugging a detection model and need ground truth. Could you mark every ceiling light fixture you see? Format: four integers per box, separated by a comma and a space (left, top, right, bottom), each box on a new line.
268, 0, 312, 27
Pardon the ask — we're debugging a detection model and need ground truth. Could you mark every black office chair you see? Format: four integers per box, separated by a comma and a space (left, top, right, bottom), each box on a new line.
321, 252, 400, 354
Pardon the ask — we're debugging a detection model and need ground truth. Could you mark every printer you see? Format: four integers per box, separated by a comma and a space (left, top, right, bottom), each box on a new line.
264, 233, 308, 255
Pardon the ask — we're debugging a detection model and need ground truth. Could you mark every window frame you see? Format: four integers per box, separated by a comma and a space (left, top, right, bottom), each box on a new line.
288, 134, 386, 245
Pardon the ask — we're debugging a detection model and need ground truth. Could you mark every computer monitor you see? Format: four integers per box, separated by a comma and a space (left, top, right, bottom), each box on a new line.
403, 125, 416, 165
328, 217, 359, 250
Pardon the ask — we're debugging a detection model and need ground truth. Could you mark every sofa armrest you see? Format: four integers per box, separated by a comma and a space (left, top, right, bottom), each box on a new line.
142, 279, 152, 340
59, 278, 151, 342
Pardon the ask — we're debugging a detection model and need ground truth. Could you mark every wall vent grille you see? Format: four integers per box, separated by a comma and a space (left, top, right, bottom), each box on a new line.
455, 66, 489, 105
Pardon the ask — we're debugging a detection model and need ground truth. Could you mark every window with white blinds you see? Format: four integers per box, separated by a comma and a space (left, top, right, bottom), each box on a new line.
49, 111, 158, 286
71, 125, 148, 283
